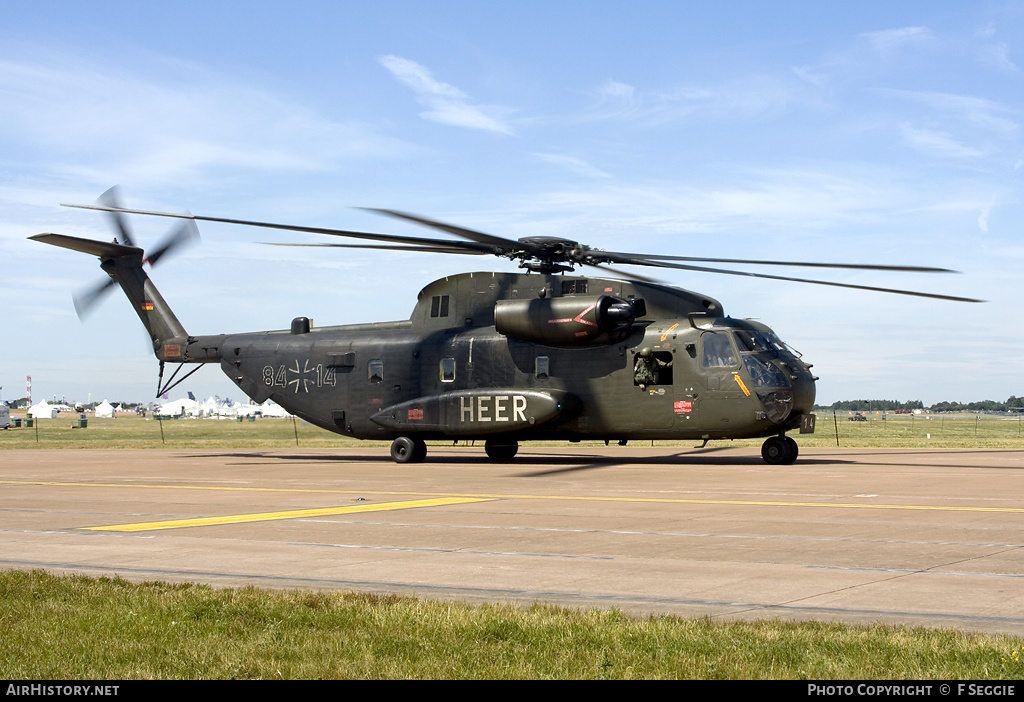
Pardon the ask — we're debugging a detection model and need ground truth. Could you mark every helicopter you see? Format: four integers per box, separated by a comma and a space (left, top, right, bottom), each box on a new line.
31, 188, 981, 465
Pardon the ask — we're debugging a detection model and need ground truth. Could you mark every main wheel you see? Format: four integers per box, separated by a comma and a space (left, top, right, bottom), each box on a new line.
390, 436, 427, 463
761, 435, 797, 465
484, 439, 518, 462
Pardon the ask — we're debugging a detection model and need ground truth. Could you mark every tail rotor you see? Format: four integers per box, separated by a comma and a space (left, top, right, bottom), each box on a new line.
73, 277, 118, 319
71, 187, 199, 319
98, 186, 137, 248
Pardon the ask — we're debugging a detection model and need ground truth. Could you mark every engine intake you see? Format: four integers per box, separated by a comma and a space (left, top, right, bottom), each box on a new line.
495, 295, 644, 346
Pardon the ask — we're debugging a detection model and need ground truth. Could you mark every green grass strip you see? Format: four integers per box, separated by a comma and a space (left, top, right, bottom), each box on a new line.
2, 569, 1023, 679
3, 413, 1024, 450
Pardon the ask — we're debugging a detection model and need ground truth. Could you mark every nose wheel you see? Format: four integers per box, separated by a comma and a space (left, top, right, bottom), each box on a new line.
761, 435, 798, 465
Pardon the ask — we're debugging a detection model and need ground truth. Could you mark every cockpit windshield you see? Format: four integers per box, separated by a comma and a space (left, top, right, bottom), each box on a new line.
743, 355, 790, 388
700, 327, 794, 388
734, 329, 791, 388
734, 329, 786, 355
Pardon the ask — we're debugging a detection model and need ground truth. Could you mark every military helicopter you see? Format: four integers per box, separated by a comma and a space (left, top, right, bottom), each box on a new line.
32, 188, 981, 465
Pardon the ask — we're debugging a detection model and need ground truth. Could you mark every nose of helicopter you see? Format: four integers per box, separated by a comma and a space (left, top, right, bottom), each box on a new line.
749, 353, 817, 429
775, 358, 817, 431
791, 361, 817, 412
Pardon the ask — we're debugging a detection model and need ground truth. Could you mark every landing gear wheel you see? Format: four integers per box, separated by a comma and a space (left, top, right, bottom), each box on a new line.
390, 436, 427, 463
784, 436, 798, 463
761, 435, 797, 465
484, 439, 518, 462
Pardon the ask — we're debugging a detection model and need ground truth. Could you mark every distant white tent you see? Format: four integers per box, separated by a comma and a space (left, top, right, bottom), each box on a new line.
94, 400, 115, 418
157, 397, 200, 416
28, 400, 57, 419
256, 400, 290, 417
199, 396, 231, 417
154, 396, 291, 419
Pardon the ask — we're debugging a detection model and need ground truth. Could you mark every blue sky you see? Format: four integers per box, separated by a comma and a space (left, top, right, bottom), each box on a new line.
2, 1, 1021, 407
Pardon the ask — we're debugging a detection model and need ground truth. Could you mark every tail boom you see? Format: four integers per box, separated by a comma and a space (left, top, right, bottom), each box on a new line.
31, 232, 210, 362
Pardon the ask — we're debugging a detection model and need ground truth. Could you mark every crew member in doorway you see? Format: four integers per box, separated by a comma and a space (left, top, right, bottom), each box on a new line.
634, 347, 672, 390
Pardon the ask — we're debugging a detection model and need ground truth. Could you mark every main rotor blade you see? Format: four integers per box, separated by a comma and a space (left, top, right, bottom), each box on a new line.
65, 200, 979, 301
594, 250, 958, 274
362, 208, 542, 256
63, 203, 497, 255
263, 242, 489, 255
635, 258, 984, 303
580, 261, 664, 284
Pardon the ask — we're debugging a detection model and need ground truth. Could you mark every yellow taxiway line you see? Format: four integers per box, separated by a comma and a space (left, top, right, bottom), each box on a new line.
4, 479, 1024, 516
85, 497, 494, 533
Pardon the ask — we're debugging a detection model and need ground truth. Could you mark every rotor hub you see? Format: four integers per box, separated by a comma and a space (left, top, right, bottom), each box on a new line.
515, 236, 587, 272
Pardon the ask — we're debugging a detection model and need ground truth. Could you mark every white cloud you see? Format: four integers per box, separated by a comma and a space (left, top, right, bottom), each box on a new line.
978, 207, 990, 233
574, 73, 816, 129
974, 22, 1019, 73
600, 80, 635, 100
0, 54, 409, 192
860, 26, 934, 54
531, 153, 611, 179
977, 194, 1001, 233
510, 167, 923, 240
883, 90, 1018, 139
379, 55, 514, 135
979, 42, 1019, 73
899, 123, 984, 159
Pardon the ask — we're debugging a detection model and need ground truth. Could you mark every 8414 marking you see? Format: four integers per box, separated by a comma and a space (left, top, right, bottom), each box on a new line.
263, 360, 337, 393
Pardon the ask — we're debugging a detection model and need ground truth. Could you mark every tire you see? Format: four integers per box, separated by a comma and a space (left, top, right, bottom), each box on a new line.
391, 436, 427, 463
783, 436, 798, 463
761, 436, 796, 465
484, 439, 518, 462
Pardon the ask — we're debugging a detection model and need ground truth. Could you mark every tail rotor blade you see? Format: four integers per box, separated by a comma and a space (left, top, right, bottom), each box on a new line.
146, 219, 200, 267
72, 278, 116, 320
98, 186, 136, 248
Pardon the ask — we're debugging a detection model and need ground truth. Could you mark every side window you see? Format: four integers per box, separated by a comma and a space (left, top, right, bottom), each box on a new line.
430, 295, 451, 318
368, 359, 384, 384
440, 358, 456, 383
701, 332, 736, 369
535, 355, 550, 380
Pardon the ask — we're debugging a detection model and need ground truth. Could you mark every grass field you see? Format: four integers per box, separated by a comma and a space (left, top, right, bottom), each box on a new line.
2, 570, 1023, 680
1, 411, 360, 449
4, 410, 1024, 679
3, 410, 1024, 450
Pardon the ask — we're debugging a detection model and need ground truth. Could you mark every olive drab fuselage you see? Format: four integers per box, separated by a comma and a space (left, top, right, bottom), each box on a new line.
176, 271, 816, 445
36, 190, 979, 464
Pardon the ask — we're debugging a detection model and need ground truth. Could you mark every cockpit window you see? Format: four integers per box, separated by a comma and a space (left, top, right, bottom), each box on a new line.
743, 356, 790, 388
734, 330, 784, 354
701, 332, 737, 368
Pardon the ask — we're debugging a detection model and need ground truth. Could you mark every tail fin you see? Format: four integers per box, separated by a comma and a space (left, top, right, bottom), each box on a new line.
31, 233, 190, 360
